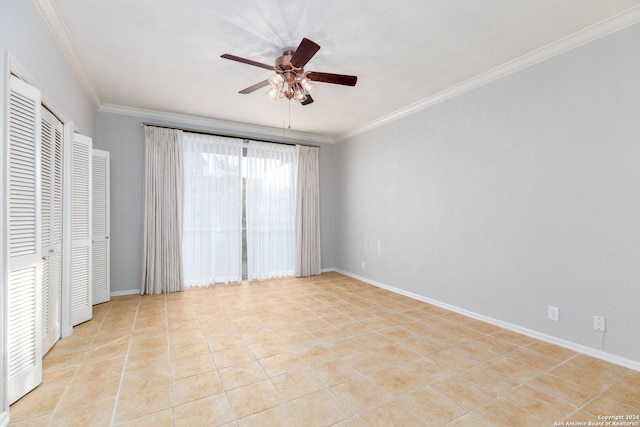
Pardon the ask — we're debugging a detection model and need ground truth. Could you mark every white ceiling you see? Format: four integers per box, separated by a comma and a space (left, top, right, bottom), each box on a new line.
49, 0, 640, 140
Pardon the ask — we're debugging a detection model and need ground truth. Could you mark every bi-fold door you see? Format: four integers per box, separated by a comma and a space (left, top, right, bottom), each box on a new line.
7, 75, 43, 405
68, 133, 93, 325
40, 108, 64, 355
6, 75, 96, 404
92, 149, 110, 305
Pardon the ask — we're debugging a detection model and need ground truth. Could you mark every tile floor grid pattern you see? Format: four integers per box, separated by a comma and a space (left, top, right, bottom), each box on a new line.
8, 272, 640, 426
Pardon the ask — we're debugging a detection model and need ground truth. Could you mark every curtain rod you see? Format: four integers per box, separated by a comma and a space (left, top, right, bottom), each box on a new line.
140, 122, 320, 148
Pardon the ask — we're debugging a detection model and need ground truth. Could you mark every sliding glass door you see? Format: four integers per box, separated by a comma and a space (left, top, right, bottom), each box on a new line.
183, 134, 296, 286
245, 141, 296, 280
183, 134, 243, 286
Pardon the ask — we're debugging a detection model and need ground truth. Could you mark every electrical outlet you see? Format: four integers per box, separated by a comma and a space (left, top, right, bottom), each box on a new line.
548, 306, 560, 322
594, 315, 606, 332
361, 261, 366, 270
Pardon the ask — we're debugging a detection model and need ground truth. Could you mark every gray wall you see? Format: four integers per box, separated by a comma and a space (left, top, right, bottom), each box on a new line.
0, 0, 96, 137
335, 23, 640, 363
95, 111, 336, 294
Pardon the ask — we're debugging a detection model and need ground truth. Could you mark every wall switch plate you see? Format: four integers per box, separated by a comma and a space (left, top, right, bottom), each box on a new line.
548, 306, 560, 321
594, 315, 606, 332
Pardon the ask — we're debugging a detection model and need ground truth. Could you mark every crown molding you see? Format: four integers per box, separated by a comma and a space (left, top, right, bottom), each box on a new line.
338, 5, 640, 142
32, 0, 640, 141
99, 104, 336, 145
33, 0, 101, 107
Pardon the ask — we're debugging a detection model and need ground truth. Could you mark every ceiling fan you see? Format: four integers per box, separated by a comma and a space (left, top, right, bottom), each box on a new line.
221, 38, 357, 105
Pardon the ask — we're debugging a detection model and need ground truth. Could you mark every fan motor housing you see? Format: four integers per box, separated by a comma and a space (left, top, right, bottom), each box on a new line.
276, 50, 295, 69
277, 50, 304, 84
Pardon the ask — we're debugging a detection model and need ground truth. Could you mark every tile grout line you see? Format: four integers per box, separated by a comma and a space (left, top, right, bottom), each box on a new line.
109, 295, 140, 426
169, 291, 184, 427
42, 302, 112, 427
211, 287, 241, 425
18, 274, 638, 426
240, 302, 303, 425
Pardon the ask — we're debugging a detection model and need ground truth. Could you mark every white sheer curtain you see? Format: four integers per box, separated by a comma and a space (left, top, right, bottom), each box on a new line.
183, 133, 243, 286
246, 141, 296, 280
141, 126, 184, 294
295, 145, 321, 277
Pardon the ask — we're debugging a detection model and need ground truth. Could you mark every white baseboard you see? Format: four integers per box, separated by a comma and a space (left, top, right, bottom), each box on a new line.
336, 269, 640, 372
0, 411, 10, 427
111, 272, 339, 296
110, 289, 141, 297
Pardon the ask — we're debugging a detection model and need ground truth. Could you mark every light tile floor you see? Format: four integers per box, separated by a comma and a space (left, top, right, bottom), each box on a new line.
9, 272, 640, 426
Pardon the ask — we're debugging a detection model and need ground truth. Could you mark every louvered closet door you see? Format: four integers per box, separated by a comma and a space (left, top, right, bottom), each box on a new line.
7, 75, 43, 405
70, 133, 92, 325
92, 149, 110, 304
41, 108, 63, 355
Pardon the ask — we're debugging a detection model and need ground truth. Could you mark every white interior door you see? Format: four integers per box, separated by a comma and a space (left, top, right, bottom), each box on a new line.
70, 133, 92, 326
40, 107, 63, 355
7, 75, 43, 405
92, 149, 110, 305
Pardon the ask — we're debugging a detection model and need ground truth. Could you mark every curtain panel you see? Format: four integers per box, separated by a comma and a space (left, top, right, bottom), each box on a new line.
295, 145, 321, 277
182, 133, 243, 285
141, 126, 185, 294
246, 141, 296, 280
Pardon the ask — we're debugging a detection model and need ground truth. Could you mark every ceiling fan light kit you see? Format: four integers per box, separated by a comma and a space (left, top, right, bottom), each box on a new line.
265, 57, 313, 102
221, 38, 357, 106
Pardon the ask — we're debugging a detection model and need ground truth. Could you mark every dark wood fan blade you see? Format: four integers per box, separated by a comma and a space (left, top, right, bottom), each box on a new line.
306, 72, 357, 86
239, 80, 270, 94
301, 95, 314, 106
221, 54, 274, 71
290, 38, 320, 68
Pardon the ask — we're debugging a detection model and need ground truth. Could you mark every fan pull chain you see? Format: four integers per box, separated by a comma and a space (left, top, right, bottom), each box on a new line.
288, 100, 292, 129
